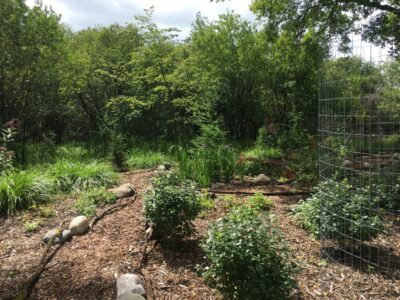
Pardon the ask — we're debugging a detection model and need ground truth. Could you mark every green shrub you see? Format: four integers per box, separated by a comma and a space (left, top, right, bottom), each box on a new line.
288, 147, 318, 186
144, 173, 201, 241
49, 160, 117, 192
293, 179, 384, 241
200, 207, 296, 299
74, 188, 117, 217
0, 169, 53, 215
247, 193, 273, 211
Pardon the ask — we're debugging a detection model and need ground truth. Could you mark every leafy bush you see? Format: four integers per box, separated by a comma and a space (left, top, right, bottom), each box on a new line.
0, 169, 53, 215
288, 146, 318, 186
74, 188, 117, 217
247, 193, 273, 211
200, 207, 296, 299
293, 179, 384, 241
49, 160, 117, 192
144, 173, 201, 240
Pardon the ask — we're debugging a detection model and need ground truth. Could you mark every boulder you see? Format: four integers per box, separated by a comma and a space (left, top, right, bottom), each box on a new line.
117, 274, 145, 296
69, 216, 89, 236
108, 184, 135, 199
117, 293, 145, 300
253, 174, 272, 184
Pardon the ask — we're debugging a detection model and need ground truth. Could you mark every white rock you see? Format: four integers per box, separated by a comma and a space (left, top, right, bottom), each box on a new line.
43, 229, 60, 244
157, 165, 166, 171
69, 216, 89, 236
108, 184, 135, 199
117, 274, 144, 296
117, 293, 145, 300
253, 174, 272, 184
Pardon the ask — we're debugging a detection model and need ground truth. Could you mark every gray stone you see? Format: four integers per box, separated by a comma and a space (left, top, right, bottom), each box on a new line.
60, 229, 73, 243
253, 174, 272, 184
69, 216, 89, 236
108, 184, 135, 199
211, 182, 225, 189
117, 274, 144, 296
43, 229, 60, 244
117, 293, 145, 300
342, 160, 353, 168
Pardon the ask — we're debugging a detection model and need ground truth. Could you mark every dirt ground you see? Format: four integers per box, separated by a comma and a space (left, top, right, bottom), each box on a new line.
1, 171, 400, 299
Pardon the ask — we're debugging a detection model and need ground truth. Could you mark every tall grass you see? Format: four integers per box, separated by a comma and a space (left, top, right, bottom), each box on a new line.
0, 169, 53, 215
126, 148, 173, 169
48, 160, 117, 192
177, 145, 237, 187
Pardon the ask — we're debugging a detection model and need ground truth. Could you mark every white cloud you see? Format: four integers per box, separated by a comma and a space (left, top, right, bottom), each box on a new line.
26, 0, 254, 37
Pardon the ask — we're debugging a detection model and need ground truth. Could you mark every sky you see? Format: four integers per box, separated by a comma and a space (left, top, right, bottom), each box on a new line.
26, 0, 255, 37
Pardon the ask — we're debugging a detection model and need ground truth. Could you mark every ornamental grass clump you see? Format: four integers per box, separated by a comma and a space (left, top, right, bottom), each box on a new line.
200, 207, 296, 299
48, 160, 117, 192
0, 169, 53, 216
144, 172, 201, 241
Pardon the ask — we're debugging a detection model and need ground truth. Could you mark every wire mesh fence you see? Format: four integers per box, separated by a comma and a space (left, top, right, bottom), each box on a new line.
319, 38, 400, 276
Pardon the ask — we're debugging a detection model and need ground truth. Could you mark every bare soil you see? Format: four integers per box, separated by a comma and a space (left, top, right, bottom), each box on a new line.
1, 171, 399, 299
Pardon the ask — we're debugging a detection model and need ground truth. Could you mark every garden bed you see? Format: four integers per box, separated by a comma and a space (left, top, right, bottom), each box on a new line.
0, 170, 399, 299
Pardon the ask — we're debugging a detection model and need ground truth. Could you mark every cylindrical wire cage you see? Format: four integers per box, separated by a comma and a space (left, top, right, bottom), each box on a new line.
319, 38, 400, 276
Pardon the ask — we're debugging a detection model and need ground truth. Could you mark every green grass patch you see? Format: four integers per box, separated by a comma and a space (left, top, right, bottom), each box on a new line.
126, 148, 173, 169
74, 188, 117, 217
48, 160, 117, 192
0, 169, 53, 216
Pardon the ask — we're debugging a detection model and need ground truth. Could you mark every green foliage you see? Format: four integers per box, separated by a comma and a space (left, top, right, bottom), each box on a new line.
74, 188, 117, 217
23, 219, 43, 233
293, 179, 384, 241
0, 169, 53, 216
200, 207, 296, 299
49, 160, 117, 192
177, 123, 238, 187
127, 147, 172, 169
0, 127, 17, 174
247, 193, 274, 210
288, 147, 318, 186
144, 173, 201, 241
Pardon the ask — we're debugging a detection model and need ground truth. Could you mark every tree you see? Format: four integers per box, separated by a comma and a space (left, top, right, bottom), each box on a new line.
0, 0, 66, 163
249, 0, 400, 55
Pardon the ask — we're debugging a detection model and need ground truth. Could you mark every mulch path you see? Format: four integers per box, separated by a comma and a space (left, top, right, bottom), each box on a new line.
1, 171, 400, 299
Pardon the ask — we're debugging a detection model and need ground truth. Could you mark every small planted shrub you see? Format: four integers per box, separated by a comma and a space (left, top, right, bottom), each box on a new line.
144, 173, 201, 241
49, 160, 117, 192
201, 207, 296, 299
74, 188, 117, 217
293, 179, 384, 241
247, 193, 273, 211
0, 169, 53, 215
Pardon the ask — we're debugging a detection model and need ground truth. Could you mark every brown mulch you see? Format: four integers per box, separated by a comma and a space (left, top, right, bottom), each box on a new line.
0, 172, 399, 299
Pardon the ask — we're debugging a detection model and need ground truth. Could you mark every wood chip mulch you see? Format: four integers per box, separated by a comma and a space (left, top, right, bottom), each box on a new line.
0, 172, 399, 299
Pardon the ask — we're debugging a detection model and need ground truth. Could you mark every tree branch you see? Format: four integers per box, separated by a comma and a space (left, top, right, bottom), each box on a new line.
340, 0, 400, 15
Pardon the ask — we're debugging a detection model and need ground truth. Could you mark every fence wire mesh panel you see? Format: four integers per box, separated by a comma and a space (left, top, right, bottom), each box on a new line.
319, 38, 400, 276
